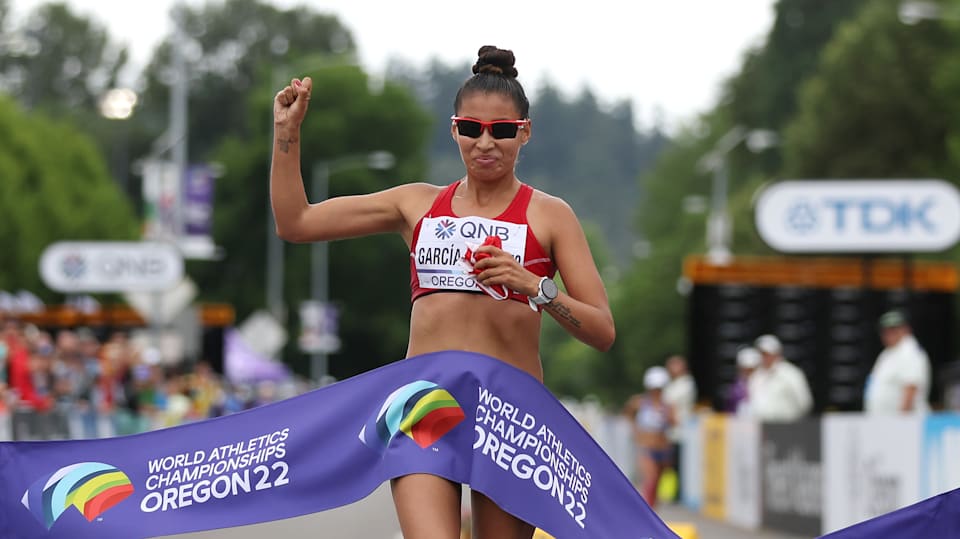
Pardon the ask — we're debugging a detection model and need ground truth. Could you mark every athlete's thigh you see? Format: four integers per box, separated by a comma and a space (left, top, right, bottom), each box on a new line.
391, 473, 462, 539
470, 489, 535, 539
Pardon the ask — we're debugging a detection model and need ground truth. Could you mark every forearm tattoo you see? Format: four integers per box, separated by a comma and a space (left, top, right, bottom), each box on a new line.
546, 300, 582, 328
276, 135, 298, 153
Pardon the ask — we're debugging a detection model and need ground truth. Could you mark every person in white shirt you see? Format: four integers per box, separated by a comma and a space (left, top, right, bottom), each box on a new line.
663, 355, 696, 434
661, 355, 696, 502
864, 310, 931, 414
747, 335, 813, 422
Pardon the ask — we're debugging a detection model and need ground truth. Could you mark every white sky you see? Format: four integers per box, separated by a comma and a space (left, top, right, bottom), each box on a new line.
10, 0, 776, 130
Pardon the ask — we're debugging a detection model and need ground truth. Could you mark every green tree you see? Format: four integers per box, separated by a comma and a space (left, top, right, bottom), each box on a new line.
0, 96, 138, 296
782, 0, 958, 180
192, 64, 431, 379
0, 2, 151, 204
0, 2, 128, 111
136, 0, 358, 164
106, 0, 433, 376
601, 0, 877, 406
727, 0, 870, 134
603, 122, 720, 405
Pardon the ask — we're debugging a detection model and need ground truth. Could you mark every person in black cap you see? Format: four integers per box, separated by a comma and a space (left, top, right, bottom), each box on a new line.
864, 310, 931, 414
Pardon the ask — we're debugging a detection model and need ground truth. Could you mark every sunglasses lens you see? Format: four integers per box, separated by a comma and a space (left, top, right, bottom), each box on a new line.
491, 122, 520, 139
456, 119, 483, 138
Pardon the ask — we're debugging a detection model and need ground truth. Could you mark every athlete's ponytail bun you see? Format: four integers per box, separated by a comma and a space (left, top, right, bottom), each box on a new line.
473, 46, 519, 78
455, 45, 529, 117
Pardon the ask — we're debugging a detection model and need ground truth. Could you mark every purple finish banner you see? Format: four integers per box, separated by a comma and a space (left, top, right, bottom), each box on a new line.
818, 486, 960, 538
0, 351, 678, 539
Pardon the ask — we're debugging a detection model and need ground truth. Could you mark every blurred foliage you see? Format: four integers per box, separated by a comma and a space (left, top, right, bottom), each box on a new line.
129, 1, 430, 379
782, 0, 958, 180
0, 2, 128, 110
0, 95, 138, 295
6, 0, 960, 406
193, 65, 431, 380
135, 0, 357, 161
599, 0, 952, 407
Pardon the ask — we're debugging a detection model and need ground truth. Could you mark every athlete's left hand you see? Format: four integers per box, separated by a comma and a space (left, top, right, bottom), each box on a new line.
471, 245, 539, 297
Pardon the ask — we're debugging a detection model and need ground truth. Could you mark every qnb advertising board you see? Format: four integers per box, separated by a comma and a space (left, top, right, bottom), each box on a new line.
755, 180, 960, 253
39, 242, 184, 293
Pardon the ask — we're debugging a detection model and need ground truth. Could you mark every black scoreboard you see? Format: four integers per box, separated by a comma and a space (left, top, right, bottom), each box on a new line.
684, 255, 956, 412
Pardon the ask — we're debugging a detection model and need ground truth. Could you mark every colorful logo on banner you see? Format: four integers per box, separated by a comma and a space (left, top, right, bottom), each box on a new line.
360, 380, 466, 451
21, 462, 134, 529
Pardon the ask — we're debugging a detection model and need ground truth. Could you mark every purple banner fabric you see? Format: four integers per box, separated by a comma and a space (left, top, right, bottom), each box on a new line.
223, 328, 292, 383
183, 165, 214, 238
818, 486, 960, 538
0, 351, 678, 539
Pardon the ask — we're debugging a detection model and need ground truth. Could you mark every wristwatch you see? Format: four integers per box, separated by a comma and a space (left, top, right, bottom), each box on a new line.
529, 277, 559, 307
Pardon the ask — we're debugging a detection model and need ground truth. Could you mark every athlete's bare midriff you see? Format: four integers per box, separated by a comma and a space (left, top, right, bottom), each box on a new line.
407, 292, 544, 381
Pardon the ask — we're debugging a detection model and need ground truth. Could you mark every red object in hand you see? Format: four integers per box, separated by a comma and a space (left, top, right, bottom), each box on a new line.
463, 235, 509, 300
472, 236, 501, 260
466, 236, 501, 272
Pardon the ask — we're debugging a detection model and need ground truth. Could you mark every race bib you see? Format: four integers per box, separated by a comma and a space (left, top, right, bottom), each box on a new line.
414, 216, 527, 293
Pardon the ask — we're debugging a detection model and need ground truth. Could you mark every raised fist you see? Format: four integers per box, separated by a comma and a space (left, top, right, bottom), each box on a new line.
273, 76, 313, 129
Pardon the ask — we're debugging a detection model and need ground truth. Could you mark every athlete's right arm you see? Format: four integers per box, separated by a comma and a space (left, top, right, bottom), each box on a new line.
270, 76, 422, 243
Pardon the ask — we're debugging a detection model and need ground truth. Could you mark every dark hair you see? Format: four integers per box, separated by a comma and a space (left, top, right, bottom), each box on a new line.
453, 45, 530, 118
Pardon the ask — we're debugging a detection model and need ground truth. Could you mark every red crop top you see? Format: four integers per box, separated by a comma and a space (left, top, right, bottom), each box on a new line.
409, 180, 556, 304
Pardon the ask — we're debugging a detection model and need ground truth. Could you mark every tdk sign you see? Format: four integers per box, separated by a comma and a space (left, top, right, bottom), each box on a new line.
755, 180, 960, 253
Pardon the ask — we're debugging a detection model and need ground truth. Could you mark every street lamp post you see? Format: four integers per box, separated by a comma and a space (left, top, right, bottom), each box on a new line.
898, 1, 959, 24
98, 88, 139, 193
306, 151, 395, 383
697, 126, 779, 265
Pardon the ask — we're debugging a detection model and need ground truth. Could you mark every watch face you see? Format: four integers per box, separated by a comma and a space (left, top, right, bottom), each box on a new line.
542, 278, 559, 300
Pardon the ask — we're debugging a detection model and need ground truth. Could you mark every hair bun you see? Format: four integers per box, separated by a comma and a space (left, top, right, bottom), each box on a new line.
472, 45, 519, 78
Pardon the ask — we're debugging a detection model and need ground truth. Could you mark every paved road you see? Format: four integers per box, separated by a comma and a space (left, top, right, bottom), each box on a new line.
160, 486, 812, 539
656, 503, 811, 539
161, 483, 402, 539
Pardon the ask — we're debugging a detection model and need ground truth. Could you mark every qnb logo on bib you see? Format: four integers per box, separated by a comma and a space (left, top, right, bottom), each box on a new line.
416, 216, 527, 293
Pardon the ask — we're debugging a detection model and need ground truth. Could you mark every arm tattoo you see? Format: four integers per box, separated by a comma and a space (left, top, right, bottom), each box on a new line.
546, 300, 582, 328
276, 136, 298, 153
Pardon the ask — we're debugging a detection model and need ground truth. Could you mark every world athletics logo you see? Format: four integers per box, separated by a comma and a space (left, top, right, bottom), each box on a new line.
21, 462, 134, 529
61, 254, 86, 280
359, 380, 466, 451
434, 218, 457, 240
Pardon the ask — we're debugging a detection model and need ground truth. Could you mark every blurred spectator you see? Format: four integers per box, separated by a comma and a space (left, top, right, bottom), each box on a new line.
728, 346, 761, 415
5, 319, 55, 440
209, 381, 246, 417
663, 355, 696, 430
28, 333, 65, 439
864, 310, 931, 414
662, 355, 695, 503
161, 373, 195, 428
747, 334, 813, 422
0, 339, 9, 441
628, 366, 674, 508
0, 314, 307, 441
188, 361, 221, 419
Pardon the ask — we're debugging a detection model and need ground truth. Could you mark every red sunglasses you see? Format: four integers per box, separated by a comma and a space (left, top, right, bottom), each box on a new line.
451, 116, 529, 139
